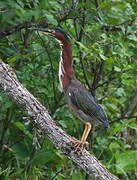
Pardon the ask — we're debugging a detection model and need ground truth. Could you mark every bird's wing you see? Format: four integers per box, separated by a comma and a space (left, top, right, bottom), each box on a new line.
69, 87, 108, 127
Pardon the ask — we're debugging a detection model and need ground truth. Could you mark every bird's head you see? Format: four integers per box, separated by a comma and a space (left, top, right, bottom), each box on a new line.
29, 27, 70, 42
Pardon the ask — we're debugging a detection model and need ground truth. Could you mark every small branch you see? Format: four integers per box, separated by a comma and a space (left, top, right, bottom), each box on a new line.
91, 62, 104, 97
101, 25, 121, 32
101, 18, 136, 33
0, 60, 117, 180
79, 52, 92, 91
119, 89, 137, 141
0, 20, 50, 38
110, 116, 137, 125
0, 9, 71, 39
124, 89, 137, 117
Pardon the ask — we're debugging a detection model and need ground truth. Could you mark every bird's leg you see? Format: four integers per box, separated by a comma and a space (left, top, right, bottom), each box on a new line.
81, 122, 92, 142
71, 122, 92, 152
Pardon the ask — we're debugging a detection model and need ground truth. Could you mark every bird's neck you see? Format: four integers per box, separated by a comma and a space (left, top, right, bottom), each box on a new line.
58, 39, 74, 91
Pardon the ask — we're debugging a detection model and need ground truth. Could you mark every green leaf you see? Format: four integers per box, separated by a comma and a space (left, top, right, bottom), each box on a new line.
11, 143, 29, 160
128, 34, 137, 41
72, 171, 83, 180
116, 151, 137, 172
115, 88, 125, 97
45, 14, 58, 25
30, 150, 54, 165
114, 66, 121, 72
109, 142, 121, 151
110, 119, 134, 136
14, 122, 33, 139
14, 122, 26, 131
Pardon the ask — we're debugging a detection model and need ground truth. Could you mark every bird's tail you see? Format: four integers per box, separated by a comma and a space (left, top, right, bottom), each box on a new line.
103, 120, 109, 128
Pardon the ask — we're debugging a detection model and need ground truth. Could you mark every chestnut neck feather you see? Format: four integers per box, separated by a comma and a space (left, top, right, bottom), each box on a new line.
58, 37, 74, 91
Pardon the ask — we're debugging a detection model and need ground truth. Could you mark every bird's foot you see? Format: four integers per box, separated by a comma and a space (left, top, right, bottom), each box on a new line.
70, 139, 89, 152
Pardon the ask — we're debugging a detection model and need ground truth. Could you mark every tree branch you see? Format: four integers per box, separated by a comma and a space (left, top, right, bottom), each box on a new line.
0, 20, 50, 38
0, 9, 70, 38
0, 60, 117, 180
120, 89, 137, 142
124, 88, 137, 118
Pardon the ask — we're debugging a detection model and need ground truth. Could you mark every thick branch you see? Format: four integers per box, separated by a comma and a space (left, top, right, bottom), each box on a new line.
0, 60, 117, 180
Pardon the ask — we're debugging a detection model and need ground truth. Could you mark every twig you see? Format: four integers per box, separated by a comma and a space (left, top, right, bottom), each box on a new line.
91, 62, 104, 97
0, 20, 50, 38
119, 89, 137, 142
0, 9, 71, 39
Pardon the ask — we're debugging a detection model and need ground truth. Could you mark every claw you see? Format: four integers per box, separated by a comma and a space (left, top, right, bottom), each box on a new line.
69, 123, 92, 152
70, 139, 89, 152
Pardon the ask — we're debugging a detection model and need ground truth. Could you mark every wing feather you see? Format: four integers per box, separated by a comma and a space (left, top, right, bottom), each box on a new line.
69, 87, 108, 127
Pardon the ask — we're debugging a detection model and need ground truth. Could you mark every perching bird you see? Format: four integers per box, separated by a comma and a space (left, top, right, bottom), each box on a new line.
29, 27, 109, 151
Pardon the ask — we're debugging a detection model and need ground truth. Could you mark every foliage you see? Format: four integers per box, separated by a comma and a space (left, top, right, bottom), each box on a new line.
0, 0, 137, 179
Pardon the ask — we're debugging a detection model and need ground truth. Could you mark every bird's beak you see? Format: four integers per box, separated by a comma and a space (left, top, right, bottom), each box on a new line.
28, 28, 55, 36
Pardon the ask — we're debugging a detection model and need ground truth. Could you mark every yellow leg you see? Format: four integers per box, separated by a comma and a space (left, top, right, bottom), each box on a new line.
81, 122, 92, 142
71, 122, 92, 152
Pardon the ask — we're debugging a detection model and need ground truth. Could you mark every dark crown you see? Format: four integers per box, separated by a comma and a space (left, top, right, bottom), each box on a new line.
54, 28, 70, 40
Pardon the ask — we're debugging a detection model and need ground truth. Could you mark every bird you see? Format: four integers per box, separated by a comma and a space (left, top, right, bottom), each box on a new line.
29, 27, 109, 151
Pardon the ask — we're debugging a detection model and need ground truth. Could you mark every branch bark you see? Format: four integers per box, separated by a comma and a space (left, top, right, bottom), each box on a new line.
0, 60, 117, 180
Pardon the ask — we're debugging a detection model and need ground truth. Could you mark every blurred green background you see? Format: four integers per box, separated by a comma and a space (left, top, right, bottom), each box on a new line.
0, 0, 137, 179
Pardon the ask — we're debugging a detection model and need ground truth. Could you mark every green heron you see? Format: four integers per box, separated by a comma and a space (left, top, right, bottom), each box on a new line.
29, 27, 109, 151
